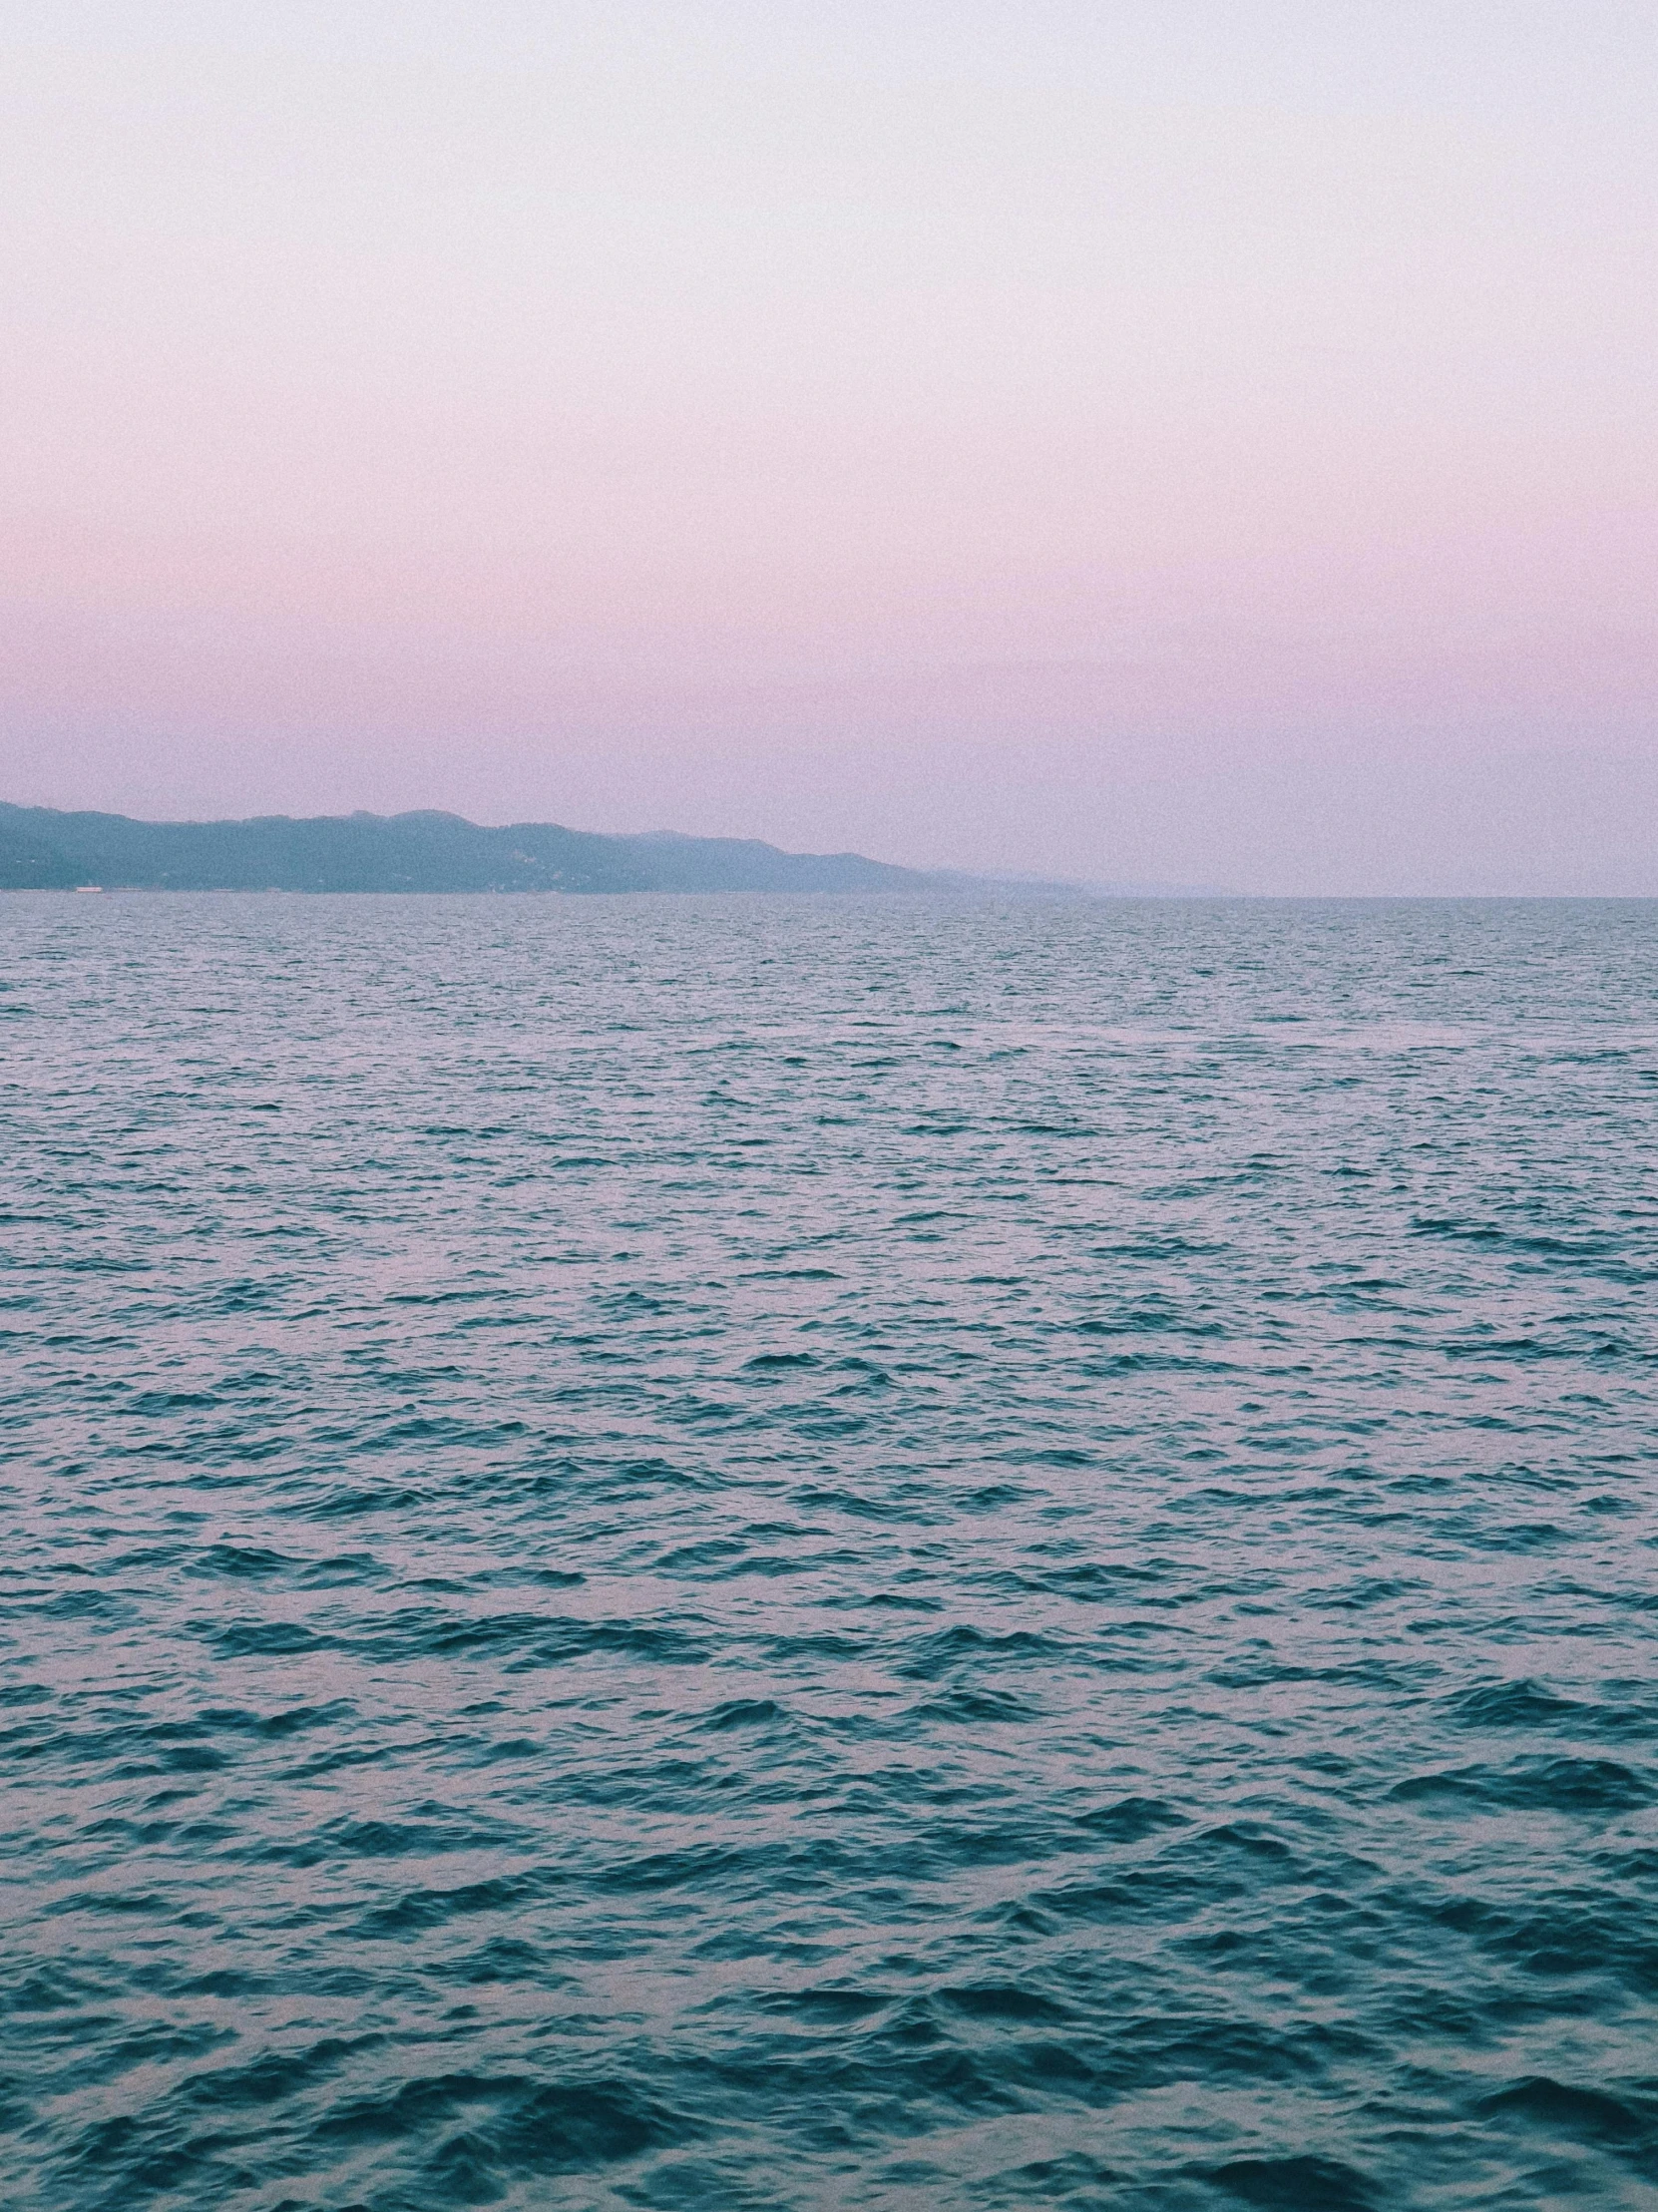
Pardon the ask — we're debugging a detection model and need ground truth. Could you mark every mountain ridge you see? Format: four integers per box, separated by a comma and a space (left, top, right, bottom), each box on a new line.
0, 802, 1030, 896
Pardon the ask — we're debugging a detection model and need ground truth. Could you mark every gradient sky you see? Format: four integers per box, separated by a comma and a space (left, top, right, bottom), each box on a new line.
3, 2, 1653, 891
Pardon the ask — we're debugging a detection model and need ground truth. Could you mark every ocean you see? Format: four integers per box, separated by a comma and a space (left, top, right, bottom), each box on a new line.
3, 892, 1654, 2209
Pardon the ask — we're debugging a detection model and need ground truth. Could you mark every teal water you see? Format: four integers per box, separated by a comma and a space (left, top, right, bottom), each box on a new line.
3, 893, 1655, 2209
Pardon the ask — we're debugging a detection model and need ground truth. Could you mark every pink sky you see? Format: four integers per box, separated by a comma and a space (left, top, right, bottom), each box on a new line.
2, 2, 1653, 890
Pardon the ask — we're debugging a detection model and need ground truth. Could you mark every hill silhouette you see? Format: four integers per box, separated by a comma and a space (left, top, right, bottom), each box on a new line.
0, 805, 969, 895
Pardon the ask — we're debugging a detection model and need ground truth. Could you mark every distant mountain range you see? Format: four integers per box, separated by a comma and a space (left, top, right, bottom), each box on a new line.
0, 802, 1034, 895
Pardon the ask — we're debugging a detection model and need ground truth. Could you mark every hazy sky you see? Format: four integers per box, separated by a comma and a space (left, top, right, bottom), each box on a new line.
3, 2, 1653, 890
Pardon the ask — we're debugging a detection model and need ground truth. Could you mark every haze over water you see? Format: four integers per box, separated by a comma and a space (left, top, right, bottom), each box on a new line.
4, 891, 1655, 2207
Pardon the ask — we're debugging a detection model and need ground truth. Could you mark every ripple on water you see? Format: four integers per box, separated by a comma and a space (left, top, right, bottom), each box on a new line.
2, 892, 1655, 2209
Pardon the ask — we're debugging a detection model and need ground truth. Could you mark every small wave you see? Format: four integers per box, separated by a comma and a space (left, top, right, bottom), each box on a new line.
1392, 1757, 1654, 1816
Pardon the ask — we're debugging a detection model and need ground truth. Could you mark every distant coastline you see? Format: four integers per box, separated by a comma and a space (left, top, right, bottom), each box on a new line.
0, 803, 1024, 897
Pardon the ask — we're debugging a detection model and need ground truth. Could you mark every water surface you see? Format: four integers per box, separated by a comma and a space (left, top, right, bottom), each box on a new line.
4, 894, 1655, 2208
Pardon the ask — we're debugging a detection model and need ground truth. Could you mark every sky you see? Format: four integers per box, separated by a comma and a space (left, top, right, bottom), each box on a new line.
2, 1, 1653, 892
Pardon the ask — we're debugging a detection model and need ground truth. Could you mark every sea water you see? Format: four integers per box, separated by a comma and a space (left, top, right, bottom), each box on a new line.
3, 893, 1654, 2209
